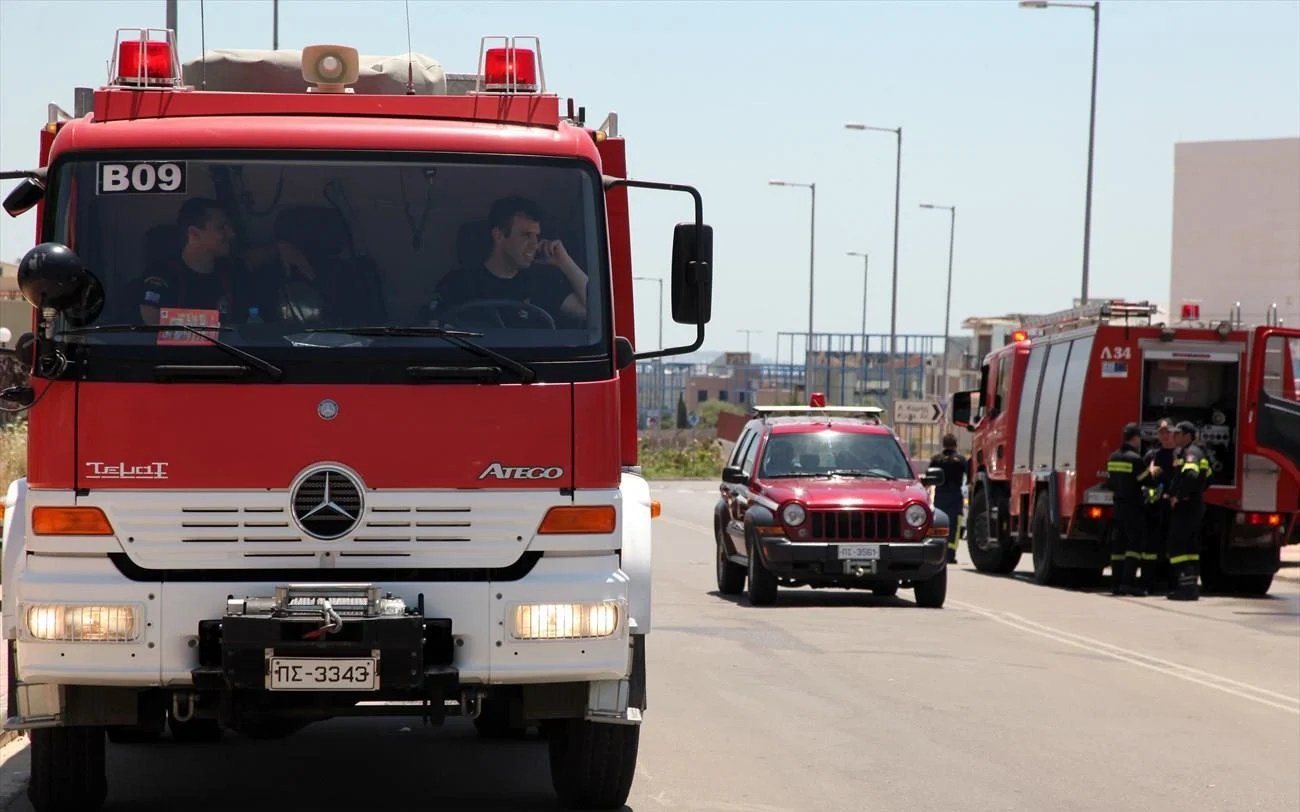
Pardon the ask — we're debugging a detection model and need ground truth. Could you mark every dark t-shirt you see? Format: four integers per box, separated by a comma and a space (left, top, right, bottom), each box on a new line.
136, 257, 253, 320
427, 264, 575, 328
929, 450, 968, 499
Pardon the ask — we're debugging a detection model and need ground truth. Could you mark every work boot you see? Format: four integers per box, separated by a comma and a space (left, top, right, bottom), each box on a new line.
947, 546, 958, 564
1166, 563, 1199, 601
1119, 559, 1147, 596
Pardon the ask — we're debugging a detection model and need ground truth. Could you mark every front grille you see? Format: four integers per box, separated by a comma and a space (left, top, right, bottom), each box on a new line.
291, 468, 364, 540
809, 510, 901, 541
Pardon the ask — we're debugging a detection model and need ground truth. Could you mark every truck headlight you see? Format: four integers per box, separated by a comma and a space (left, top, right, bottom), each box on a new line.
25, 604, 141, 642
904, 504, 929, 528
781, 503, 806, 526
510, 600, 624, 640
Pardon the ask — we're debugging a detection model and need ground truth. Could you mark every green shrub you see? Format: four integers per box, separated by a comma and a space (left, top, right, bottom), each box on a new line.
638, 437, 723, 480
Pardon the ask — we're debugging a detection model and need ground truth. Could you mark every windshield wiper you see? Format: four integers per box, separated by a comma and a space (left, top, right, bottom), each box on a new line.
61, 323, 284, 382
824, 469, 899, 480
305, 326, 537, 382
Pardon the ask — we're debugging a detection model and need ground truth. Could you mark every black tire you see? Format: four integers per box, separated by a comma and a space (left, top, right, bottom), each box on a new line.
1231, 573, 1274, 596
871, 583, 900, 597
1031, 495, 1065, 587
913, 566, 948, 608
28, 726, 108, 812
547, 719, 640, 810
715, 519, 746, 595
967, 486, 1021, 575
746, 534, 778, 606
168, 712, 223, 743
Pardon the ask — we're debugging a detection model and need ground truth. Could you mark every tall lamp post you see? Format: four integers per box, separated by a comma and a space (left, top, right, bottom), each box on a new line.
737, 329, 761, 354
919, 204, 956, 407
768, 179, 817, 396
1020, 0, 1100, 305
844, 122, 902, 409
847, 250, 870, 403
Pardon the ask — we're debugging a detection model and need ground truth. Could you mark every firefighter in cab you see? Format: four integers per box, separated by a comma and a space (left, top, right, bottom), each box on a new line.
1166, 420, 1212, 601
929, 434, 968, 564
1106, 423, 1154, 596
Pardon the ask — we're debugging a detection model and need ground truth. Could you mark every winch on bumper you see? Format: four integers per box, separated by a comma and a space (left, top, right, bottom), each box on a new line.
755, 537, 949, 584
191, 584, 456, 695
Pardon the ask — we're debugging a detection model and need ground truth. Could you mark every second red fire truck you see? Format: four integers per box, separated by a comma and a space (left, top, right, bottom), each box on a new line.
951, 300, 1300, 595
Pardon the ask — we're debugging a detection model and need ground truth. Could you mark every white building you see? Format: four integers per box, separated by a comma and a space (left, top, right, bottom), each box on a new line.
1170, 137, 1300, 327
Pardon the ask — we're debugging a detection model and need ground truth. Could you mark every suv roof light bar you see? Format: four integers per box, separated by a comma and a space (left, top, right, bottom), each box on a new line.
750, 405, 884, 424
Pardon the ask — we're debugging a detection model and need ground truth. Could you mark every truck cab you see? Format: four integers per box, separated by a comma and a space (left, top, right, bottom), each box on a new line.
1, 28, 714, 812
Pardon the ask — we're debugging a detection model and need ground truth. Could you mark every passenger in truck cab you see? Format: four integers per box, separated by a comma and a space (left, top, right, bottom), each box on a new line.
425, 195, 589, 328
135, 197, 315, 325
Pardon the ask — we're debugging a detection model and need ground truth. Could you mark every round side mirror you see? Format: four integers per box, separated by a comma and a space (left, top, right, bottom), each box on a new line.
17, 242, 93, 312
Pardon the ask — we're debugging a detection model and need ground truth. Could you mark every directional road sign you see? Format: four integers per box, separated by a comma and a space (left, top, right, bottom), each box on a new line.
894, 399, 943, 425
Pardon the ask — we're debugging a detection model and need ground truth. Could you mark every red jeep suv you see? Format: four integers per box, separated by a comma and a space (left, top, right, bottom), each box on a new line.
713, 404, 950, 607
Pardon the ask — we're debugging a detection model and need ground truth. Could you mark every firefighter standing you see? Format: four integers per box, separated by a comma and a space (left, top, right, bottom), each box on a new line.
1141, 418, 1178, 592
1106, 423, 1151, 596
1166, 420, 1211, 601
930, 434, 968, 564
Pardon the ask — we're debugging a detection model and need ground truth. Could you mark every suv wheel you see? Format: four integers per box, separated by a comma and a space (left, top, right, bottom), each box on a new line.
716, 523, 746, 595
913, 566, 947, 608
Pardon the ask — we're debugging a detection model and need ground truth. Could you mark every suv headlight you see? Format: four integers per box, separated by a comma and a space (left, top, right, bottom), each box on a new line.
904, 503, 929, 528
781, 503, 806, 526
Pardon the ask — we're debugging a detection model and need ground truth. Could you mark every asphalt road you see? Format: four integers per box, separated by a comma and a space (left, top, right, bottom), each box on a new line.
3, 480, 1299, 812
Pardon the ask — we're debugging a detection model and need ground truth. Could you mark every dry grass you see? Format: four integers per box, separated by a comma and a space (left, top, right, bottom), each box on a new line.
0, 418, 27, 494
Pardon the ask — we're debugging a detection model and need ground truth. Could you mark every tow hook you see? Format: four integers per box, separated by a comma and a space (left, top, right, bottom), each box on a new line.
171, 692, 197, 723
461, 688, 484, 720
852, 566, 867, 577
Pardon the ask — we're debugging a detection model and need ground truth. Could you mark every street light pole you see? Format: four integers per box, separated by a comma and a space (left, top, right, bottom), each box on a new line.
847, 251, 869, 342
738, 329, 761, 354
844, 122, 902, 408
1021, 0, 1100, 305
273, 0, 280, 50
769, 179, 817, 396
920, 203, 956, 405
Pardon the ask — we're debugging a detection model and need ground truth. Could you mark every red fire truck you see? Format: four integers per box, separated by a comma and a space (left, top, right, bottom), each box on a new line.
0, 28, 713, 812
950, 300, 1300, 595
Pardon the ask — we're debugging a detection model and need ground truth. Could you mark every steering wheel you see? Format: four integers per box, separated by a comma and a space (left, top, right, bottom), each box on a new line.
437, 298, 557, 330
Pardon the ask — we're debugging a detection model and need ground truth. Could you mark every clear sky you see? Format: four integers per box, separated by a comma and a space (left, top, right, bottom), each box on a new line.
1, 0, 1297, 360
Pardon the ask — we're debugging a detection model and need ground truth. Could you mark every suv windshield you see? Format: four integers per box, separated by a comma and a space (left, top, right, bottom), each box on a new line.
759, 430, 914, 480
46, 153, 609, 382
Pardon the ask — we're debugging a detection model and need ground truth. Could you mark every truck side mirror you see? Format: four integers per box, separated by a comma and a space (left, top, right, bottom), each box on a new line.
721, 465, 747, 485
951, 391, 975, 431
2, 176, 45, 218
670, 223, 713, 326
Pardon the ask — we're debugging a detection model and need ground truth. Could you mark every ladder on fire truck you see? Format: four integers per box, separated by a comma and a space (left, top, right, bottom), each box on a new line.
1018, 299, 1160, 336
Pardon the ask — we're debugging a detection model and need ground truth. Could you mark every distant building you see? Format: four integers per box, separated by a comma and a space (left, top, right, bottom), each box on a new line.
1170, 137, 1300, 326
0, 261, 31, 348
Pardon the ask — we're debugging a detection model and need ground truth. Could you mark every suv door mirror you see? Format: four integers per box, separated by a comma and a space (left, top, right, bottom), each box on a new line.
951, 391, 975, 430
721, 465, 747, 485
671, 223, 713, 326
920, 467, 945, 488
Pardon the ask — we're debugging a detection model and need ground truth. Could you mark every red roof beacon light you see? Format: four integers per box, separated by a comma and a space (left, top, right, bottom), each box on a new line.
477, 35, 545, 93
109, 28, 181, 88
1180, 302, 1201, 322
809, 392, 827, 408
1010, 329, 1029, 342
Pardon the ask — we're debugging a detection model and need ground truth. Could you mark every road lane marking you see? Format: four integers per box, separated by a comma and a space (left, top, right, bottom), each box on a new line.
952, 600, 1300, 715
660, 516, 714, 537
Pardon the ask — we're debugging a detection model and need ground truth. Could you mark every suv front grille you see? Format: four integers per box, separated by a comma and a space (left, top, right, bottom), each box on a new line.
809, 510, 901, 541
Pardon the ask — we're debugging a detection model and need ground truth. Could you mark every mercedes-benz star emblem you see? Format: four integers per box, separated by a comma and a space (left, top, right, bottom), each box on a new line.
291, 467, 364, 540
318, 399, 339, 420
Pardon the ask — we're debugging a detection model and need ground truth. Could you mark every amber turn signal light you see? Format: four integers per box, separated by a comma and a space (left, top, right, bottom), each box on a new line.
32, 506, 114, 536
537, 505, 617, 535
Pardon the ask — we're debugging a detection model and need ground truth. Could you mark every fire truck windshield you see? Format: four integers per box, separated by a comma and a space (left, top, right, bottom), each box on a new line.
45, 153, 611, 384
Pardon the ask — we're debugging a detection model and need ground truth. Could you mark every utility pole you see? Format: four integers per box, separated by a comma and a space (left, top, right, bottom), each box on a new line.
738, 329, 762, 354
166, 0, 178, 41
920, 203, 956, 406
273, 0, 280, 50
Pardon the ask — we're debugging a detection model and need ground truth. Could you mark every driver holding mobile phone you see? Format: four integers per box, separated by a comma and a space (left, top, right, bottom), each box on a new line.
428, 195, 588, 328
